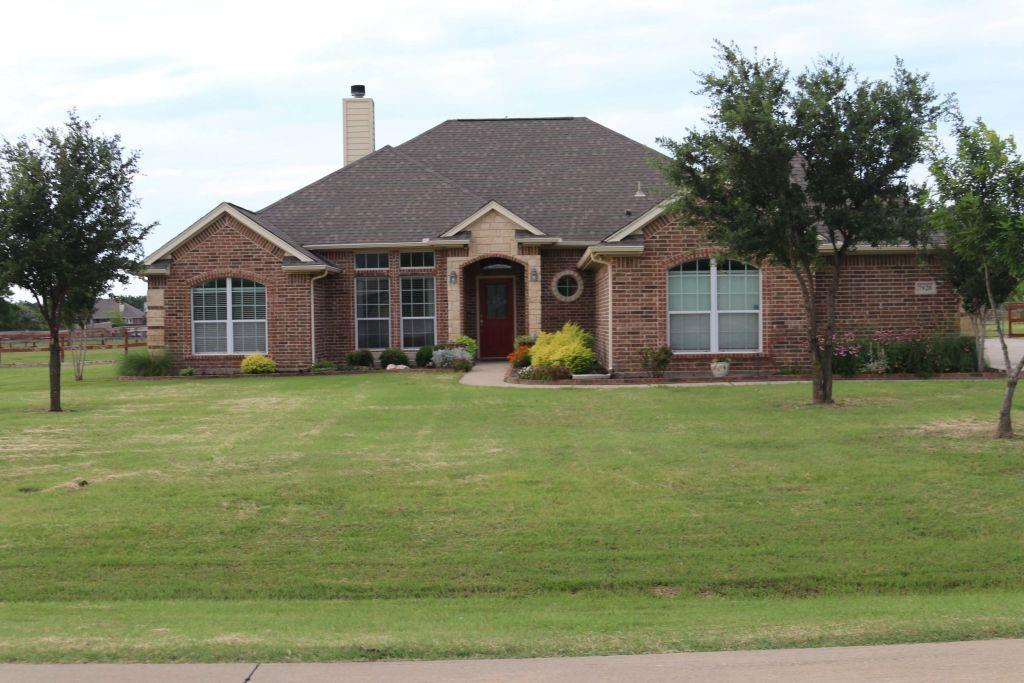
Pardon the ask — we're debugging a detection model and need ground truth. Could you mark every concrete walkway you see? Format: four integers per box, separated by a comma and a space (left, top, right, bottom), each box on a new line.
4, 639, 1024, 681
985, 336, 1024, 371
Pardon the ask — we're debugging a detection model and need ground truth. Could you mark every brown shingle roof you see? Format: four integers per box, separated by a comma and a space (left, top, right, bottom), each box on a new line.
255, 117, 671, 245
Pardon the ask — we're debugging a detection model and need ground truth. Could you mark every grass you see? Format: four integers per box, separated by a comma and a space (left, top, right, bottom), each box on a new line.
0, 347, 130, 367
0, 363, 1021, 662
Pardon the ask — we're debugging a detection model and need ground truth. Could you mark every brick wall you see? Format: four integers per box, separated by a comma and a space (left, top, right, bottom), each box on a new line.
147, 215, 314, 371
312, 248, 452, 359
539, 248, 595, 334
602, 214, 960, 373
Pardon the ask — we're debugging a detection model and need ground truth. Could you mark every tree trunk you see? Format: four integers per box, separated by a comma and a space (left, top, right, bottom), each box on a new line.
972, 313, 986, 373
48, 325, 62, 412
996, 376, 1017, 438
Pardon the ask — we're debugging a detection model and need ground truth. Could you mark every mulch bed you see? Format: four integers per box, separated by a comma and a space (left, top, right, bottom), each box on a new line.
505, 365, 1005, 386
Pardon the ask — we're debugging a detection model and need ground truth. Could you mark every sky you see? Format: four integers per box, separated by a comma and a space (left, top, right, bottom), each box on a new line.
2, 0, 1023, 296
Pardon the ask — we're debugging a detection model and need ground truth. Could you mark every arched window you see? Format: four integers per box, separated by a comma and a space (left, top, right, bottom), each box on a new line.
668, 259, 760, 352
191, 278, 267, 354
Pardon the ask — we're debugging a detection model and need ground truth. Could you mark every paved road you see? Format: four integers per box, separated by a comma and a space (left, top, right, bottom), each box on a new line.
4, 639, 1024, 682
985, 337, 1024, 371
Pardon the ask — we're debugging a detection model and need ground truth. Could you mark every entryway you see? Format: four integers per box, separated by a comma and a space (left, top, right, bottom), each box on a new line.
478, 277, 515, 358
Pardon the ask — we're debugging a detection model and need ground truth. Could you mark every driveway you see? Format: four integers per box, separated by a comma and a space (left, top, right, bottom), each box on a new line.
3, 639, 1024, 682
985, 336, 1024, 370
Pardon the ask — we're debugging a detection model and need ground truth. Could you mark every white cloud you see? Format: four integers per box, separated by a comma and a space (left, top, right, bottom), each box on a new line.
2, 0, 1023, 297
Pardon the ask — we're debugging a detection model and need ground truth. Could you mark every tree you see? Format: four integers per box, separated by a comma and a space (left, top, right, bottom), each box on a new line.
930, 120, 1024, 437
660, 43, 944, 403
941, 250, 1017, 372
0, 112, 153, 411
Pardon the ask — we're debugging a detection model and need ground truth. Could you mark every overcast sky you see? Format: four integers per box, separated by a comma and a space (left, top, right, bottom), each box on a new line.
3, 0, 1023, 296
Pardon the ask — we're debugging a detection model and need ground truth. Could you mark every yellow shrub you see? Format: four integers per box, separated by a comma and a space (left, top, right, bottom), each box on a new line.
241, 353, 277, 374
529, 323, 597, 374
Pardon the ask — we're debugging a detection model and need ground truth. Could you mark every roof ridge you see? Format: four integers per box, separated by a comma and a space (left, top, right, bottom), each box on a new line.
577, 117, 673, 163
255, 145, 396, 215
387, 146, 485, 204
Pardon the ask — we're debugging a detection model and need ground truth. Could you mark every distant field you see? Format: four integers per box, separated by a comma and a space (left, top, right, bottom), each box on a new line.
0, 364, 1021, 661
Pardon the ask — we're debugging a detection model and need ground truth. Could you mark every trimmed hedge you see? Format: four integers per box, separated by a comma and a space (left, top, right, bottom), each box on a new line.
345, 349, 375, 367
379, 348, 410, 366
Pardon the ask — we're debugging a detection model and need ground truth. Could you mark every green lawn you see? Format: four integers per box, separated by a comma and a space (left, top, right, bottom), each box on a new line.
0, 347, 129, 367
0, 364, 1021, 662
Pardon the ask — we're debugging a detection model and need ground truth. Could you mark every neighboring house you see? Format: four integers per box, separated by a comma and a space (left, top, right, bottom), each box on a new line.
143, 86, 959, 373
91, 297, 146, 326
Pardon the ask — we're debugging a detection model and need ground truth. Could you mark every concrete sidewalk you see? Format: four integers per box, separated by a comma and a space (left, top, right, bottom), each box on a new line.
4, 639, 1024, 682
985, 337, 1024, 371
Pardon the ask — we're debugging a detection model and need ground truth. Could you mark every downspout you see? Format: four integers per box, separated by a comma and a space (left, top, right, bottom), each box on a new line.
590, 253, 614, 372
309, 270, 329, 365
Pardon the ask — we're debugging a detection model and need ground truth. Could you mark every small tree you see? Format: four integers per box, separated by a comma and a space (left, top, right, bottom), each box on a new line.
660, 43, 944, 403
942, 250, 1017, 372
63, 287, 103, 382
0, 112, 153, 411
930, 120, 1024, 437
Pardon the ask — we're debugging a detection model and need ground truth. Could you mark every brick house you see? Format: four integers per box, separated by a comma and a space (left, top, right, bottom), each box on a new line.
143, 87, 960, 373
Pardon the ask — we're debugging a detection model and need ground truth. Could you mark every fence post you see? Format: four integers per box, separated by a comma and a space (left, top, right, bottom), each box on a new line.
124, 328, 129, 356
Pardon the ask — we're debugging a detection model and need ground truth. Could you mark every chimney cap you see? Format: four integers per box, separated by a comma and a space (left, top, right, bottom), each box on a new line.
350, 84, 366, 98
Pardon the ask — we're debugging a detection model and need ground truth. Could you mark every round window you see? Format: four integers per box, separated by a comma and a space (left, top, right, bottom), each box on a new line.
551, 271, 583, 302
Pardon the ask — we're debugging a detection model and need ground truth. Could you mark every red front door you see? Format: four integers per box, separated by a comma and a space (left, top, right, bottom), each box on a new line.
478, 278, 514, 358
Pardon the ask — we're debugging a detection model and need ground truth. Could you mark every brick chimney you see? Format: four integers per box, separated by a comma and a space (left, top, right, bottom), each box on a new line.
343, 85, 375, 165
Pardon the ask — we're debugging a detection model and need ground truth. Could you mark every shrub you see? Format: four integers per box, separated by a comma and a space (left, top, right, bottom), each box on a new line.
379, 348, 410, 366
931, 336, 977, 373
346, 349, 374, 367
639, 346, 672, 377
178, 367, 195, 377
514, 334, 537, 348
530, 322, 598, 374
451, 358, 474, 372
432, 347, 474, 369
118, 351, 172, 377
453, 335, 478, 358
415, 345, 436, 368
507, 344, 532, 368
517, 364, 572, 380
310, 359, 337, 373
241, 353, 276, 374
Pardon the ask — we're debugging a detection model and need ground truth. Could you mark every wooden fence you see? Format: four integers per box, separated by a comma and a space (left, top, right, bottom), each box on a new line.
1009, 303, 1024, 338
0, 326, 147, 363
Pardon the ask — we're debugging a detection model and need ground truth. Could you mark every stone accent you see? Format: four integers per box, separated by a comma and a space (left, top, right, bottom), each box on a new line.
446, 210, 542, 339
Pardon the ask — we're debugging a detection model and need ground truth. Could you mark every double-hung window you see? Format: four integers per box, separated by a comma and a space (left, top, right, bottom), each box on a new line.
191, 277, 267, 354
355, 277, 390, 349
668, 259, 760, 352
401, 276, 436, 348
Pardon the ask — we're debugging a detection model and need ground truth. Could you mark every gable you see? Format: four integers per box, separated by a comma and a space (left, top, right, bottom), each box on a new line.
144, 203, 316, 266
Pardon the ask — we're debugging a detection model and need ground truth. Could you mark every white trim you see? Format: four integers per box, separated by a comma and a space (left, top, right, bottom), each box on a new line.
399, 275, 438, 350
144, 203, 314, 265
577, 244, 644, 270
667, 259, 763, 355
354, 275, 391, 351
605, 200, 671, 242
303, 240, 468, 250
310, 271, 329, 364
441, 200, 546, 238
282, 264, 339, 274
190, 277, 268, 356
